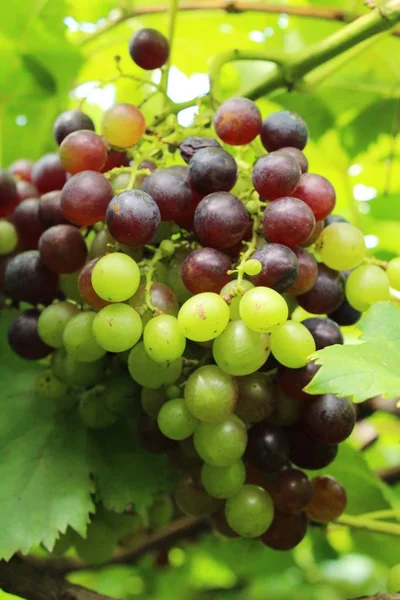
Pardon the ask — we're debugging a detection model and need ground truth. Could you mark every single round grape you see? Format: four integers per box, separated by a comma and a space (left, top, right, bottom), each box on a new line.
293, 173, 336, 221
92, 303, 143, 353
144, 315, 186, 363
235, 372, 275, 423
38, 191, 71, 229
328, 297, 361, 326
266, 468, 312, 514
194, 192, 249, 249
178, 292, 230, 342
137, 411, 178, 453
0, 169, 19, 217
225, 484, 274, 538
12, 198, 45, 250
306, 475, 347, 523
92, 253, 140, 302
189, 147, 237, 196
60, 130, 108, 174
61, 171, 114, 226
271, 320, 316, 368
242, 259, 260, 277
35, 370, 68, 405
38, 301, 79, 348
106, 189, 160, 247
140, 387, 166, 417
180, 136, 221, 163
165, 384, 181, 400
194, 415, 247, 467
182, 248, 231, 294
214, 97, 262, 145
303, 393, 355, 444
8, 158, 35, 182
157, 398, 198, 440
63, 312, 106, 362
185, 365, 238, 423
8, 309, 53, 360
128, 342, 182, 388
386, 257, 400, 290
345, 264, 389, 311
288, 427, 338, 469
252, 152, 301, 200
201, 460, 246, 499
39, 225, 88, 274
78, 259, 110, 310
262, 509, 308, 550
101, 103, 146, 148
246, 423, 289, 472
103, 374, 140, 416
52, 349, 106, 387
317, 222, 366, 270
141, 169, 191, 222
388, 564, 400, 594
263, 197, 315, 248
213, 319, 270, 376
249, 243, 299, 292
79, 388, 117, 430
129, 282, 179, 325
220, 279, 254, 320
31, 153, 67, 194
297, 264, 345, 314
129, 28, 169, 70
286, 248, 318, 295
302, 317, 343, 350
53, 109, 95, 145
261, 110, 308, 151
0, 220, 17, 255
16, 179, 39, 202
239, 286, 288, 332
277, 360, 320, 402
174, 470, 223, 517
280, 147, 308, 173
4, 250, 59, 305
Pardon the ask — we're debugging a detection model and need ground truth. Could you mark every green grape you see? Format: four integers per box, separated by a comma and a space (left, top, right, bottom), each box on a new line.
243, 259, 262, 276
225, 485, 274, 538
246, 200, 259, 214
74, 520, 115, 565
141, 387, 167, 417
92, 303, 143, 353
386, 257, 400, 291
35, 369, 69, 405
128, 341, 182, 388
38, 301, 80, 348
270, 320, 316, 368
92, 253, 140, 302
103, 374, 140, 416
157, 398, 198, 440
59, 270, 81, 303
388, 563, 400, 593
317, 223, 366, 270
185, 365, 238, 423
345, 264, 390, 312
213, 320, 270, 376
144, 315, 186, 363
178, 292, 230, 342
79, 388, 117, 430
148, 494, 174, 530
167, 249, 192, 304
160, 239, 175, 257
220, 279, 254, 320
239, 286, 288, 332
194, 415, 247, 467
174, 470, 223, 517
201, 460, 246, 499
51, 348, 106, 387
0, 220, 18, 254
165, 384, 181, 399
63, 312, 107, 362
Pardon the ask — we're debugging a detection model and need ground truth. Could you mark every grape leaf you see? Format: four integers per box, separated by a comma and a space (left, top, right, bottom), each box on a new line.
306, 302, 400, 402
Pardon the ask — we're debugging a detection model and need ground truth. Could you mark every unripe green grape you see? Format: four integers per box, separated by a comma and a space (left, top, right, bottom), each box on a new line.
148, 494, 174, 530
59, 270, 81, 303
74, 520, 115, 565
92, 253, 140, 302
184, 365, 238, 423
38, 301, 80, 348
79, 388, 117, 430
165, 384, 181, 400
243, 259, 262, 276
194, 415, 247, 467
51, 349, 106, 387
0, 220, 18, 254
239, 286, 288, 332
141, 387, 167, 416
345, 264, 390, 312
201, 460, 246, 499
157, 398, 198, 440
225, 485, 274, 538
92, 303, 143, 353
174, 470, 223, 517
178, 292, 230, 342
388, 563, 400, 593
317, 223, 366, 271
63, 312, 107, 362
128, 341, 182, 388
220, 279, 254, 320
270, 320, 316, 368
144, 315, 186, 363
35, 370, 67, 403
213, 320, 270, 376
386, 257, 400, 291
160, 239, 175, 257
246, 200, 259, 214
103, 374, 140, 416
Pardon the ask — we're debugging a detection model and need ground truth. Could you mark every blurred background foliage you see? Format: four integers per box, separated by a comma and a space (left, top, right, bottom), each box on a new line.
1, 0, 400, 598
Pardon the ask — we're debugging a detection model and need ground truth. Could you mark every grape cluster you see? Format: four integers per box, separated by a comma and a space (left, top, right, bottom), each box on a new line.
1, 27, 398, 552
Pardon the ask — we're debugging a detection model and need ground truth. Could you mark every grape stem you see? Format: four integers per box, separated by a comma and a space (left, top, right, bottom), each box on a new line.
364, 256, 389, 269
358, 509, 400, 520
335, 513, 400, 536
160, 0, 180, 98
235, 212, 261, 286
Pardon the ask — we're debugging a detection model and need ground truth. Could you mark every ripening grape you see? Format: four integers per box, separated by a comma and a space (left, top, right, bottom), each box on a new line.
78, 259, 110, 310
0, 169, 19, 218
129, 28, 169, 70
61, 171, 114, 226
92, 303, 143, 353
263, 197, 315, 248
178, 292, 230, 342
261, 110, 308, 151
31, 153, 67, 194
38, 301, 79, 348
128, 342, 182, 388
53, 109, 95, 145
293, 173, 336, 221
213, 97, 262, 146
306, 475, 347, 523
261, 510, 308, 551
0, 220, 17, 255
239, 286, 288, 332
303, 393, 355, 444
193, 415, 247, 467
225, 485, 274, 538
101, 103, 146, 148
345, 264, 390, 311
106, 190, 161, 247
8, 158, 35, 182
174, 470, 223, 517
157, 398, 198, 440
184, 365, 238, 423
220, 279, 254, 320
235, 372, 275, 423
39, 225, 88, 274
270, 321, 316, 368
129, 282, 179, 325
182, 248, 232, 294
189, 147, 238, 196
92, 253, 140, 302
63, 312, 107, 362
212, 320, 270, 376
250, 244, 299, 292
201, 460, 246, 499
59, 130, 108, 174
387, 257, 400, 290
317, 222, 366, 270
194, 192, 249, 249
252, 152, 301, 200
144, 315, 186, 363
8, 309, 52, 360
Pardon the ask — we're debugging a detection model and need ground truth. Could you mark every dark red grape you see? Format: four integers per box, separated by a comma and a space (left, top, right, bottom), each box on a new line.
137, 412, 178, 453
246, 423, 289, 472
32, 153, 67, 194
288, 427, 338, 469
180, 137, 221, 164
175, 188, 204, 231
277, 360, 320, 403
101, 150, 130, 173
303, 394, 355, 444
214, 97, 262, 146
53, 110, 95, 145
263, 197, 315, 247
306, 475, 347, 523
286, 248, 318, 296
4, 251, 59, 305
302, 219, 324, 247
325, 214, 348, 226
280, 147, 308, 173
182, 248, 231, 294
297, 264, 344, 314
38, 191, 71, 228
302, 317, 343, 350
129, 28, 169, 70
12, 199, 45, 250
261, 110, 308, 152
16, 180, 39, 202
252, 152, 301, 200
194, 192, 249, 249
0, 169, 19, 218
9, 158, 35, 182
78, 258, 110, 310
265, 468, 312, 514
8, 309, 53, 360
189, 147, 237, 196
60, 130, 108, 174
61, 171, 114, 226
106, 189, 160, 247
249, 243, 299, 292
141, 169, 192, 221
262, 510, 308, 550
39, 225, 88, 274
328, 298, 361, 326
293, 173, 336, 221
